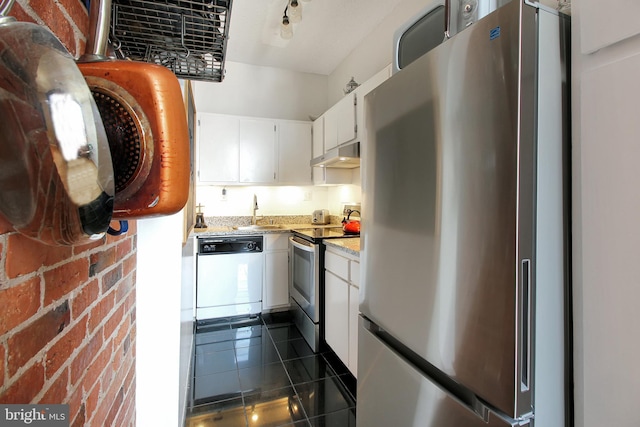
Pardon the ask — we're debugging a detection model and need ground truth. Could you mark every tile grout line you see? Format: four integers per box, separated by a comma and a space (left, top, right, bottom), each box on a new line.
262, 316, 313, 427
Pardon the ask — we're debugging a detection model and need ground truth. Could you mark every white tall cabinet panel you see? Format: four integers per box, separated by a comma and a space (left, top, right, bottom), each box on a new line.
581, 1, 640, 54
198, 114, 239, 183
239, 119, 277, 183
574, 0, 640, 425
278, 121, 312, 184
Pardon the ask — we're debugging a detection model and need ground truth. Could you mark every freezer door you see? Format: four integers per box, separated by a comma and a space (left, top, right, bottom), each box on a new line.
357, 318, 523, 427
361, 0, 537, 419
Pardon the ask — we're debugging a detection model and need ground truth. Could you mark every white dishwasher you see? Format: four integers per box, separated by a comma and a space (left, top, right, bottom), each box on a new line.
196, 236, 263, 320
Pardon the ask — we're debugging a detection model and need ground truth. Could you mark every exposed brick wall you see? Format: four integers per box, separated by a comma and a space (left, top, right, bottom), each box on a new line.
1, 1, 137, 426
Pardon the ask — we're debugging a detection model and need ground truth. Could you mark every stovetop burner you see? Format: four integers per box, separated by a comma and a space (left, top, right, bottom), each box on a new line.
292, 226, 359, 243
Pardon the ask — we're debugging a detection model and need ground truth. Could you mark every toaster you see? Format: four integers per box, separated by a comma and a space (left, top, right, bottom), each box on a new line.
312, 209, 330, 225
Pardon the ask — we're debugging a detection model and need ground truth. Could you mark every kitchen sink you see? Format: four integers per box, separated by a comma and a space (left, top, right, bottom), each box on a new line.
233, 225, 281, 231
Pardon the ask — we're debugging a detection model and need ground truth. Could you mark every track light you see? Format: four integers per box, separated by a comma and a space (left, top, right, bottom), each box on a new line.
289, 0, 301, 23
281, 7, 293, 39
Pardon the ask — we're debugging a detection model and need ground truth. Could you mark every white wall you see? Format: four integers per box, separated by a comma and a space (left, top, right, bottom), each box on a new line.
572, 1, 640, 426
136, 212, 184, 427
193, 61, 328, 121
327, 0, 434, 105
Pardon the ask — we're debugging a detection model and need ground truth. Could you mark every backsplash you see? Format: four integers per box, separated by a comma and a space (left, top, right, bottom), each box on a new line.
197, 185, 361, 218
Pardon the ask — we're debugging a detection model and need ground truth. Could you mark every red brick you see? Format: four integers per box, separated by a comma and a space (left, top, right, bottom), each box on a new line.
0, 278, 41, 335
123, 255, 136, 278
115, 239, 133, 260
83, 343, 112, 396
104, 305, 125, 341
7, 302, 70, 377
70, 329, 103, 386
0, 344, 5, 388
85, 384, 100, 424
114, 322, 130, 354
115, 394, 135, 427
105, 386, 124, 427
73, 237, 106, 256
88, 294, 115, 333
70, 403, 85, 427
0, 362, 45, 403
67, 384, 84, 423
89, 247, 116, 277
5, 233, 73, 278
45, 317, 87, 379
102, 265, 123, 293
44, 259, 89, 305
40, 366, 69, 403
7, 2, 37, 24
115, 275, 134, 305
58, 0, 89, 34
71, 279, 100, 320
27, 0, 77, 54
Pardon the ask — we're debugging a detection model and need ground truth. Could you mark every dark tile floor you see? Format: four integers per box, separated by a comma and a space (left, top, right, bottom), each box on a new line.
185, 312, 357, 427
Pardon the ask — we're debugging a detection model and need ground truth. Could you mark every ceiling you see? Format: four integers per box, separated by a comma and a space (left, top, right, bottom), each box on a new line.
224, 0, 407, 76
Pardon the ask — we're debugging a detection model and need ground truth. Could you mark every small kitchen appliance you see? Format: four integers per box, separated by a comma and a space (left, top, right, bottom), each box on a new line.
312, 209, 330, 225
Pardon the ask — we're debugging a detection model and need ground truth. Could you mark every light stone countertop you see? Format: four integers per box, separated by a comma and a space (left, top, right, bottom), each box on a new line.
323, 238, 361, 257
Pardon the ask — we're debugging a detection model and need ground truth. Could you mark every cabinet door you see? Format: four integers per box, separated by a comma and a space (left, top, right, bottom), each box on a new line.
336, 92, 356, 145
312, 117, 324, 158
278, 121, 312, 184
198, 113, 239, 183
325, 271, 349, 365
324, 107, 339, 151
264, 250, 289, 309
348, 284, 359, 377
239, 119, 277, 183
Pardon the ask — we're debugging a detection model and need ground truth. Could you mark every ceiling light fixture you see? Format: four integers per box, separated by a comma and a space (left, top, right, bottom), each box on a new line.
288, 0, 302, 23
280, 6, 293, 39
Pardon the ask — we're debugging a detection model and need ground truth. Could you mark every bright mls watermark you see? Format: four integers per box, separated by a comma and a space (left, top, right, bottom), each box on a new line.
0, 405, 69, 427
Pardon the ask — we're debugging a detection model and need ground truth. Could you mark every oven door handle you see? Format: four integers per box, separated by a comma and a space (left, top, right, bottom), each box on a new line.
289, 236, 315, 252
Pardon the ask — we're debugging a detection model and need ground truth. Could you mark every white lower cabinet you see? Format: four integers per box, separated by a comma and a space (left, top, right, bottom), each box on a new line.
325, 271, 350, 364
324, 247, 360, 377
263, 233, 290, 310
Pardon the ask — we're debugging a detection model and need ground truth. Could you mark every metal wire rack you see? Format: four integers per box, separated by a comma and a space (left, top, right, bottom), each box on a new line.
110, 0, 232, 82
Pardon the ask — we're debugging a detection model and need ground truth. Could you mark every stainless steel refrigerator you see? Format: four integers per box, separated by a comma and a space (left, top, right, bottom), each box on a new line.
358, 1, 571, 426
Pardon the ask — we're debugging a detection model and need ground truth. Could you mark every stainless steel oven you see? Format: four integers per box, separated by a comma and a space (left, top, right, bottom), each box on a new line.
289, 226, 360, 352
289, 235, 321, 351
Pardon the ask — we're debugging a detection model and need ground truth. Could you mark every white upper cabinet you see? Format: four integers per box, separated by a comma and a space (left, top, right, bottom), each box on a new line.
312, 116, 324, 158
197, 113, 239, 183
239, 119, 277, 183
198, 113, 312, 185
278, 121, 312, 184
323, 92, 356, 152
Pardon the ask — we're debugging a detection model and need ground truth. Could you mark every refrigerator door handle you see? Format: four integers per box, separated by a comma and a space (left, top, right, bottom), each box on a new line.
520, 259, 532, 392
444, 0, 452, 39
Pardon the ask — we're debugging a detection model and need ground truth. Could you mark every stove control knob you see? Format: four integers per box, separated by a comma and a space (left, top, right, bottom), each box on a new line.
246, 242, 256, 251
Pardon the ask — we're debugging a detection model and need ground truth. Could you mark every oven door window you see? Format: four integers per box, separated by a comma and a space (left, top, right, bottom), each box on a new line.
292, 246, 313, 302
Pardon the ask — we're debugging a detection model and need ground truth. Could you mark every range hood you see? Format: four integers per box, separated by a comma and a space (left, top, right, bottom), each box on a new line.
310, 141, 360, 168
